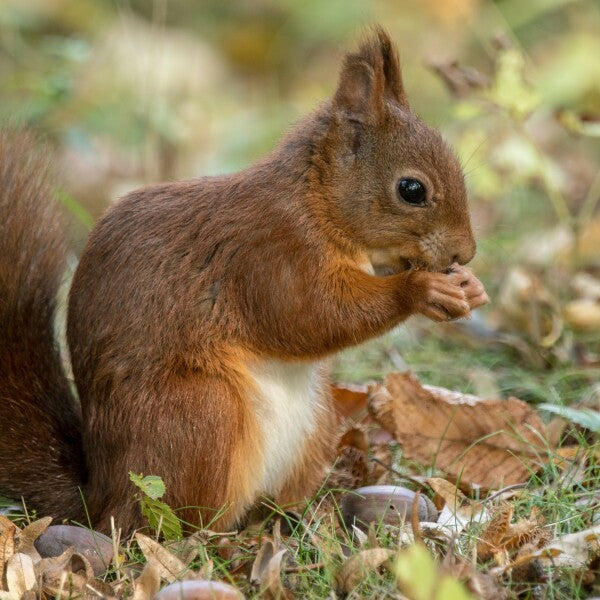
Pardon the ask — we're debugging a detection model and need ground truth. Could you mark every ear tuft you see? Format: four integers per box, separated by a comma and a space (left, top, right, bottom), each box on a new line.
333, 26, 409, 121
371, 26, 408, 107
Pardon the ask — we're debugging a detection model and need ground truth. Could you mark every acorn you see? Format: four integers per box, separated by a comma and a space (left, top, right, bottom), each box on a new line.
340, 485, 438, 530
154, 580, 244, 600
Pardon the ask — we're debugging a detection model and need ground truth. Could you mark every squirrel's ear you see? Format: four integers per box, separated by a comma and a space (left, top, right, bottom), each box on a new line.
333, 27, 408, 122
333, 57, 381, 123
374, 26, 409, 108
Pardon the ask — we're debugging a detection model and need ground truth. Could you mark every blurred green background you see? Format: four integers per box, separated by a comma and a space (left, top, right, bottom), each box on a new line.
2, 0, 599, 406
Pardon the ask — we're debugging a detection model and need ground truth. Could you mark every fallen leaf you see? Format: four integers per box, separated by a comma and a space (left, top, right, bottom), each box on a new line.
132, 560, 161, 600
5, 553, 36, 597
135, 533, 188, 583
249, 534, 292, 600
539, 524, 600, 567
505, 524, 600, 573
16, 517, 52, 564
166, 534, 203, 566
331, 384, 369, 420
0, 515, 16, 570
37, 546, 95, 581
369, 372, 548, 489
335, 548, 393, 594
260, 549, 292, 600
427, 478, 488, 532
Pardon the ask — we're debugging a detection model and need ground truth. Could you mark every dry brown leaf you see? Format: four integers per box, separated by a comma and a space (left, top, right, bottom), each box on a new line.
427, 478, 488, 531
132, 560, 161, 600
249, 536, 292, 600
260, 549, 292, 600
166, 534, 202, 566
331, 384, 369, 420
135, 533, 188, 583
197, 559, 213, 580
339, 426, 369, 453
44, 570, 113, 600
250, 540, 275, 585
334, 548, 393, 594
538, 524, 600, 567
369, 372, 547, 488
16, 517, 52, 564
505, 524, 600, 574
37, 545, 97, 600
5, 553, 36, 597
0, 516, 16, 572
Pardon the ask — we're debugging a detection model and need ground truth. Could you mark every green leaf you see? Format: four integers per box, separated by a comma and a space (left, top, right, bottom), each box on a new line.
538, 403, 600, 432
129, 472, 166, 500
140, 497, 183, 541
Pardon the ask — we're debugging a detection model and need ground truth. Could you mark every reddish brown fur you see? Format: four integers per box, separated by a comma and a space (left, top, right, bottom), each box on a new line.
0, 28, 480, 534
0, 131, 86, 520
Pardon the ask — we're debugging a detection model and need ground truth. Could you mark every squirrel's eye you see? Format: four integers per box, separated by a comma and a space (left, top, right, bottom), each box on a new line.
397, 178, 427, 206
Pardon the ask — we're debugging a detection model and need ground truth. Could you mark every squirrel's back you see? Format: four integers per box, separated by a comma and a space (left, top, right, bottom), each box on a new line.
0, 130, 86, 519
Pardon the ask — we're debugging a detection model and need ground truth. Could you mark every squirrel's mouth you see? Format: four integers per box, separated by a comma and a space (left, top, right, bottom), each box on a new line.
368, 251, 446, 277
370, 256, 413, 277
367, 246, 432, 276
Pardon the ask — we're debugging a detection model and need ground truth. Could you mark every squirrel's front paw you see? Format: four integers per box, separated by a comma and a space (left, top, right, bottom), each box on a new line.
446, 263, 490, 310
408, 270, 471, 322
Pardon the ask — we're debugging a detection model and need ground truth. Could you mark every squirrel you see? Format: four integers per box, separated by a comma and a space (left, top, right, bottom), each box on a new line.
0, 28, 488, 535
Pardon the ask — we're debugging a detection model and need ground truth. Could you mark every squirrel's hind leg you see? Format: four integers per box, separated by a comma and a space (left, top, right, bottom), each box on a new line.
85, 372, 264, 534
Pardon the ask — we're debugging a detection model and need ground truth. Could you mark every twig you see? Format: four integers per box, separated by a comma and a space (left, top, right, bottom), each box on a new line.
370, 457, 428, 489
484, 483, 528, 504
284, 562, 325, 574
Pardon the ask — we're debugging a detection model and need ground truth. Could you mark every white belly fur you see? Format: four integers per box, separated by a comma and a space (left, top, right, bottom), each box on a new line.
248, 359, 325, 495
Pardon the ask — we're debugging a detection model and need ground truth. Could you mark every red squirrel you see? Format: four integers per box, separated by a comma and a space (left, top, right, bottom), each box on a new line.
0, 28, 487, 534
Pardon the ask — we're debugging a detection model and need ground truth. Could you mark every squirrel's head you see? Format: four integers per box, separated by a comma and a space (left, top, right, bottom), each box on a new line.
312, 27, 475, 274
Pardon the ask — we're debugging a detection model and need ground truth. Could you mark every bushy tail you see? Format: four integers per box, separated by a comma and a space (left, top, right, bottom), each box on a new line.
0, 130, 86, 519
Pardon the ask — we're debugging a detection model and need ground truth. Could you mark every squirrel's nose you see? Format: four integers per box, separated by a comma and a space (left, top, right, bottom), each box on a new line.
451, 237, 476, 266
